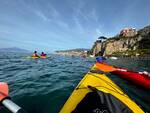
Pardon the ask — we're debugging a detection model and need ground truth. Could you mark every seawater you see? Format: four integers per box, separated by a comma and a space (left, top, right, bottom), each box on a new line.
0, 53, 149, 113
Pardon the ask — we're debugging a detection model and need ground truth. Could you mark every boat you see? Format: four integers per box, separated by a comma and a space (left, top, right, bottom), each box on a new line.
109, 56, 118, 60
112, 68, 150, 89
31, 56, 39, 59
40, 56, 47, 59
95, 62, 150, 89
26, 56, 47, 59
89, 55, 95, 58
60, 64, 144, 113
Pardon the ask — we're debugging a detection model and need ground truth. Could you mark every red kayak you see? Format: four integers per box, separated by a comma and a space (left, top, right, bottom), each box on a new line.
112, 68, 150, 89
95, 62, 150, 89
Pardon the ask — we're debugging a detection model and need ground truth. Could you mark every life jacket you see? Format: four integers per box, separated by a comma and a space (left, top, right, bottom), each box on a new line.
41, 53, 46, 56
32, 53, 39, 57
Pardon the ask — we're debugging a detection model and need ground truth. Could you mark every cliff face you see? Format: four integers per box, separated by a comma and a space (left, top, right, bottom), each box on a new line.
104, 35, 142, 55
89, 25, 150, 57
90, 41, 102, 55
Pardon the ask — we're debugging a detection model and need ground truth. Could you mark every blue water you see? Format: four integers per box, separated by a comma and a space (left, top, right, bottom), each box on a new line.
0, 53, 150, 113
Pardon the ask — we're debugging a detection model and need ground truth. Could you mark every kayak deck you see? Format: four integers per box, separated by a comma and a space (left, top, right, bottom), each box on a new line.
60, 65, 144, 113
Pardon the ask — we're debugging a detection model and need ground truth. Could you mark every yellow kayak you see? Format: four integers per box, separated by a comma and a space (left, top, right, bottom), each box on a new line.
31, 56, 39, 59
40, 56, 47, 59
26, 56, 47, 59
60, 64, 144, 113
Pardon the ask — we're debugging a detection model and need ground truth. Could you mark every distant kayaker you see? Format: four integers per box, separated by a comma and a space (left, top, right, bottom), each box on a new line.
41, 52, 47, 57
32, 51, 39, 57
96, 57, 106, 63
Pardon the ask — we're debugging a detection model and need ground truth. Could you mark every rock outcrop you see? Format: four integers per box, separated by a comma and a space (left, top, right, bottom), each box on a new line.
89, 25, 150, 57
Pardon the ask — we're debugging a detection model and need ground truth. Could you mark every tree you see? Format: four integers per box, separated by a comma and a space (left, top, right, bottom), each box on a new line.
98, 36, 107, 40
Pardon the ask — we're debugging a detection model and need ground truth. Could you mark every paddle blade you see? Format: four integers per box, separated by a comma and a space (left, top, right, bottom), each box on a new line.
95, 62, 117, 72
0, 82, 9, 101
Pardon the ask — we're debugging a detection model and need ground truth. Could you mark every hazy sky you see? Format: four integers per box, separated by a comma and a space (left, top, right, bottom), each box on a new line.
0, 0, 150, 51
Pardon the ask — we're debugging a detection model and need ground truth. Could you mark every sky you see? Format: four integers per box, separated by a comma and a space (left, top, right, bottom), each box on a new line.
0, 0, 150, 52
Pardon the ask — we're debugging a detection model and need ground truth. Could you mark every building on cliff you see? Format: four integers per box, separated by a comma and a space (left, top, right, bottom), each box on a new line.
120, 28, 137, 37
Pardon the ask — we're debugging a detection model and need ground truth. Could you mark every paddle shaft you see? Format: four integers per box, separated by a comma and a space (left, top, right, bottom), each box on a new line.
2, 99, 27, 113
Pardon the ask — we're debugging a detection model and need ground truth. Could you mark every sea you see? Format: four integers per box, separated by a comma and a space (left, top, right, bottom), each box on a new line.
0, 52, 150, 113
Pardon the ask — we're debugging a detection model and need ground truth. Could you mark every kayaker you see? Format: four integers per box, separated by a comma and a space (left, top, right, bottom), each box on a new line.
41, 52, 47, 57
96, 57, 106, 63
32, 51, 39, 57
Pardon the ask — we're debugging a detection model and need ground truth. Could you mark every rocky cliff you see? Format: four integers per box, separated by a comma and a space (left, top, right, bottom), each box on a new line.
89, 25, 150, 57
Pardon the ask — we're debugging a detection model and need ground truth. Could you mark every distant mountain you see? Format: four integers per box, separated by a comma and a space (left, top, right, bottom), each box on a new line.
0, 47, 30, 53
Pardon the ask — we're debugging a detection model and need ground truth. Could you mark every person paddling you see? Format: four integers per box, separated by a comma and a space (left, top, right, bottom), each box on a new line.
96, 56, 106, 63
41, 52, 47, 57
32, 51, 39, 57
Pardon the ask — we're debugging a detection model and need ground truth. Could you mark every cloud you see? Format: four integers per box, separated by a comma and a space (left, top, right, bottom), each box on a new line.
0, 30, 12, 35
73, 17, 85, 34
88, 8, 99, 22
48, 4, 60, 19
31, 1, 71, 30
68, 0, 89, 22
68, 0, 102, 37
34, 10, 51, 21
56, 21, 69, 29
22, 0, 61, 21
76, 9, 89, 22
95, 29, 102, 36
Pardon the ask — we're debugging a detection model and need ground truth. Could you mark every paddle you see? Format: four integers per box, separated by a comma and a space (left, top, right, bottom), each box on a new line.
0, 82, 28, 113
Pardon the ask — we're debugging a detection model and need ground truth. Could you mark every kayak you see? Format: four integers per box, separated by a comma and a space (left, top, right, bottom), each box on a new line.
109, 56, 118, 60
60, 64, 144, 113
31, 56, 39, 59
40, 56, 47, 59
26, 56, 47, 59
95, 62, 150, 89
112, 69, 150, 89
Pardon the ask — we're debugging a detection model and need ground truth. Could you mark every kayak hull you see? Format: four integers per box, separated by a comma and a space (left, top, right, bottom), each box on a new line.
112, 69, 150, 89
26, 56, 47, 59
60, 65, 144, 113
40, 56, 47, 59
31, 56, 39, 59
